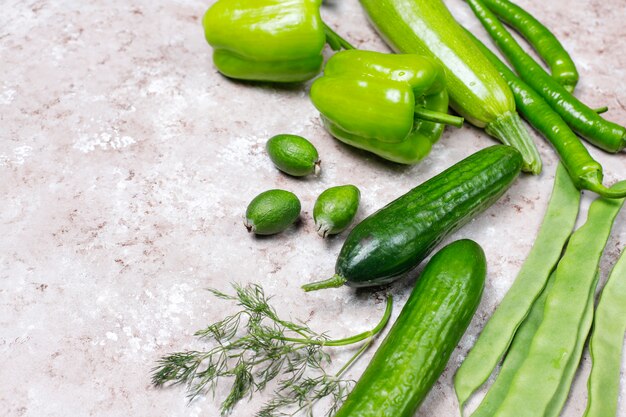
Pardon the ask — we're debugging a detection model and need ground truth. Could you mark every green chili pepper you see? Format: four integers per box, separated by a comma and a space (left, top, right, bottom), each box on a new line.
481, 0, 579, 92
584, 247, 626, 417
359, 0, 542, 174
202, 0, 352, 83
310, 49, 463, 164
487, 184, 625, 417
466, 0, 626, 153
466, 31, 626, 198
454, 163, 580, 411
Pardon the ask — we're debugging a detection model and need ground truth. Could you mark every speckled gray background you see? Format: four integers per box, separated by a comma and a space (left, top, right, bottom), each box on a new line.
1, 0, 625, 416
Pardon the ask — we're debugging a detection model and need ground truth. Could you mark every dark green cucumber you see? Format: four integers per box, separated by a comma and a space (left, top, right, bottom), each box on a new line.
334, 239, 486, 417
302, 145, 521, 291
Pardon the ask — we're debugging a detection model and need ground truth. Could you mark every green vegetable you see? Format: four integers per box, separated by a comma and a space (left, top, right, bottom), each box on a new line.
469, 273, 554, 417
485, 184, 625, 417
313, 185, 360, 238
335, 239, 486, 417
481, 0, 579, 92
359, 0, 542, 173
584, 247, 626, 417
202, 0, 352, 83
467, 32, 626, 198
454, 163, 580, 410
469, 270, 597, 417
466, 0, 626, 153
244, 190, 301, 235
152, 283, 392, 416
545, 271, 596, 417
302, 145, 522, 291
594, 106, 609, 114
266, 134, 320, 177
310, 49, 463, 164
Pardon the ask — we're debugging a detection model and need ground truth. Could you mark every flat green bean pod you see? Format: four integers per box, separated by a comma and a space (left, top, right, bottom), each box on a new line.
544, 271, 597, 417
482, 0, 579, 92
488, 184, 625, 417
470, 270, 597, 417
469, 273, 554, 417
584, 247, 626, 417
454, 163, 580, 410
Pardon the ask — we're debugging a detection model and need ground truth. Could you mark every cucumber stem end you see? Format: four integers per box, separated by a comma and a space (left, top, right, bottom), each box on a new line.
302, 274, 347, 292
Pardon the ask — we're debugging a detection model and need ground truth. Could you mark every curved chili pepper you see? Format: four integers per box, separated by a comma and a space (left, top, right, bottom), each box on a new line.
467, 31, 626, 198
466, 0, 626, 154
482, 0, 579, 92
310, 50, 463, 164
202, 0, 352, 83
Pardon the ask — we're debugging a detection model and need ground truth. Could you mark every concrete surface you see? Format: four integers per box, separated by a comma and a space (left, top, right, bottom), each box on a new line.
1, 0, 625, 416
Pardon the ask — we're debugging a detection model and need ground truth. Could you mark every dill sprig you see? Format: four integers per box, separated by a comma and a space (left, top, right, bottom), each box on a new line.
151, 283, 392, 416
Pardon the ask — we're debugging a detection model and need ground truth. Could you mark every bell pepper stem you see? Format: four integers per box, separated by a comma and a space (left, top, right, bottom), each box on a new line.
414, 106, 464, 128
301, 274, 347, 292
323, 22, 355, 51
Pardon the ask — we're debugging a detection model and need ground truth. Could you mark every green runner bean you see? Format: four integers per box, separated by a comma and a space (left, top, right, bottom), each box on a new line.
454, 163, 580, 410
469, 273, 554, 417
544, 272, 597, 417
471, 271, 597, 417
489, 184, 625, 417
584, 247, 626, 417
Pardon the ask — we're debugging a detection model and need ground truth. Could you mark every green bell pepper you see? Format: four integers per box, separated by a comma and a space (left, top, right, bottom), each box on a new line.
203, 0, 352, 83
310, 50, 462, 164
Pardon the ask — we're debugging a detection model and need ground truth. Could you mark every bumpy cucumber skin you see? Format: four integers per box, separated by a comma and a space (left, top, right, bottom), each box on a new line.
336, 145, 521, 287
266, 134, 320, 177
244, 189, 301, 235
335, 239, 486, 417
313, 185, 360, 237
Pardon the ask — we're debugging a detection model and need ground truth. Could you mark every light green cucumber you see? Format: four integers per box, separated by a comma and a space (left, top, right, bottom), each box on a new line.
266, 134, 320, 177
359, 0, 542, 174
244, 189, 301, 235
313, 185, 360, 238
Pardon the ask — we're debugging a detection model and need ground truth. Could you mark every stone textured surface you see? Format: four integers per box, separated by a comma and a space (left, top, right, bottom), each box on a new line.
1, 0, 625, 416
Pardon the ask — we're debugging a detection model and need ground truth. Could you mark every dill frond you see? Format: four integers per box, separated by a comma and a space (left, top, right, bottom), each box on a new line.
151, 283, 392, 416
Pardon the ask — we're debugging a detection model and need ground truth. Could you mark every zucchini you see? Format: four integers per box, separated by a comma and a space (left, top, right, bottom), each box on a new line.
302, 145, 521, 291
359, 0, 541, 174
334, 239, 486, 417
